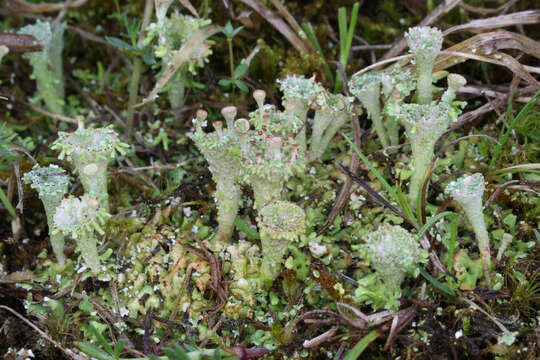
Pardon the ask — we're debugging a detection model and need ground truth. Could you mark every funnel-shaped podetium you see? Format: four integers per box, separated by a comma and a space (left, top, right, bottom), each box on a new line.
239, 107, 303, 209
257, 201, 306, 284
51, 123, 129, 211
148, 0, 213, 111
361, 224, 426, 310
189, 108, 242, 243
442, 73, 467, 104
445, 173, 492, 288
350, 71, 389, 147
309, 92, 354, 161
18, 21, 66, 115
278, 75, 324, 153
395, 101, 458, 206
53, 195, 110, 274
23, 165, 70, 265
405, 26, 443, 105
380, 65, 415, 146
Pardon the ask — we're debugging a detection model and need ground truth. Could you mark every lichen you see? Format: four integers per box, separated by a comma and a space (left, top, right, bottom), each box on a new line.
18, 21, 66, 115
257, 201, 306, 285
356, 224, 426, 310
53, 195, 110, 274
445, 173, 492, 287
23, 164, 70, 265
405, 26, 443, 104
51, 122, 129, 211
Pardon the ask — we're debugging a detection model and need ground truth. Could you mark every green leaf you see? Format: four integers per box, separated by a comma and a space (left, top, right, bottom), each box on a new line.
344, 330, 380, 360
234, 63, 249, 79
235, 80, 249, 93
218, 79, 231, 87
417, 266, 455, 296
416, 211, 455, 240
105, 36, 135, 52
112, 339, 126, 359
87, 322, 114, 355
0, 187, 17, 219
234, 218, 260, 240
77, 342, 113, 360
163, 344, 190, 360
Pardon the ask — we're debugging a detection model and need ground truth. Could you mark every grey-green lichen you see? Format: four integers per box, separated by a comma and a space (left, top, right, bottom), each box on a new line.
356, 224, 426, 310
256, 201, 306, 285
18, 21, 66, 115
145, 1, 213, 110
51, 122, 129, 211
350, 71, 388, 147
277, 75, 325, 153
117, 224, 212, 320
445, 173, 492, 287
405, 26, 443, 104
395, 101, 459, 205
189, 109, 242, 243
308, 92, 355, 161
23, 164, 70, 265
238, 104, 303, 209
53, 195, 110, 274
380, 65, 415, 146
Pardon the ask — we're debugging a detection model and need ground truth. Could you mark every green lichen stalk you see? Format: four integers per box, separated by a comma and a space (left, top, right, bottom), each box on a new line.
445, 173, 492, 287
308, 92, 354, 161
51, 122, 129, 211
350, 71, 388, 147
381, 65, 415, 146
257, 201, 306, 285
396, 102, 458, 205
358, 224, 426, 310
189, 109, 242, 242
23, 165, 70, 265
239, 100, 303, 209
405, 26, 443, 105
147, 1, 213, 111
53, 195, 110, 274
278, 75, 324, 154
19, 21, 66, 115
442, 73, 467, 104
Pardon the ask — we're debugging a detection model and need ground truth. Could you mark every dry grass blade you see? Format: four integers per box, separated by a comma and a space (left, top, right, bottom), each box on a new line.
179, 0, 199, 18
444, 10, 540, 35
239, 0, 312, 53
2, 0, 87, 13
0, 33, 42, 52
434, 31, 540, 88
137, 25, 219, 107
459, 0, 518, 15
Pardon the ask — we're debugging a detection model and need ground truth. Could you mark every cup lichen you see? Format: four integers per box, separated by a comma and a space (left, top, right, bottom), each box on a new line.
445, 173, 492, 287
53, 195, 110, 274
23, 164, 70, 265
256, 201, 306, 285
51, 122, 129, 211
18, 21, 66, 115
405, 26, 443, 105
357, 224, 427, 310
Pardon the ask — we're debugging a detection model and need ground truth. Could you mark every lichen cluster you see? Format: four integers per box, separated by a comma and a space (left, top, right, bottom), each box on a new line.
355, 224, 427, 310
52, 122, 129, 211
145, 0, 213, 110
